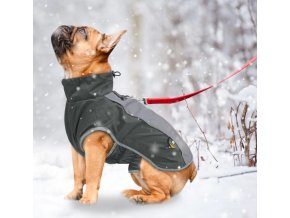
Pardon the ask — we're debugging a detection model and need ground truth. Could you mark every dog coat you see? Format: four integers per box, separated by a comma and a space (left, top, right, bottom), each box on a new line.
62, 71, 193, 172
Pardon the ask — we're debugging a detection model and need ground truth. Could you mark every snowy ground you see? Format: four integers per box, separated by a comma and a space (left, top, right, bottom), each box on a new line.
34, 145, 256, 218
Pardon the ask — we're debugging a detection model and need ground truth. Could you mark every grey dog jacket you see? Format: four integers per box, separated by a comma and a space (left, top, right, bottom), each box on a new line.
62, 71, 193, 172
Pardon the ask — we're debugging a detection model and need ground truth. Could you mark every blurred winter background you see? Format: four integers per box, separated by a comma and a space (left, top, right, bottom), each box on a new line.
34, 0, 257, 217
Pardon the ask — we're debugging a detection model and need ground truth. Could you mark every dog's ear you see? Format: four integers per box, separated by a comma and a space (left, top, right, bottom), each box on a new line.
98, 30, 127, 53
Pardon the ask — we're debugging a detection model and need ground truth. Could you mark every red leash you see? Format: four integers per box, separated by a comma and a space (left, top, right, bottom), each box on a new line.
143, 56, 257, 104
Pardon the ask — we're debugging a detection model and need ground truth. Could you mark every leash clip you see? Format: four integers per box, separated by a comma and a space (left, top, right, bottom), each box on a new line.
112, 71, 121, 77
137, 98, 147, 104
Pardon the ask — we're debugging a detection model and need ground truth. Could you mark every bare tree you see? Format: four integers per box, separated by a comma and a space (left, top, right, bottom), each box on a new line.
229, 102, 257, 166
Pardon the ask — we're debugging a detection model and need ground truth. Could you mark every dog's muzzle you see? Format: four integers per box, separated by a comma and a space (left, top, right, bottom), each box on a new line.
51, 25, 74, 57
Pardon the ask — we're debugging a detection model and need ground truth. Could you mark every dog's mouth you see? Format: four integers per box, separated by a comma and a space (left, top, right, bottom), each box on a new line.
51, 25, 75, 58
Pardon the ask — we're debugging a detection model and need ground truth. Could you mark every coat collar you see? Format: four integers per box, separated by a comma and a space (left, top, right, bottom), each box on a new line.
62, 71, 114, 102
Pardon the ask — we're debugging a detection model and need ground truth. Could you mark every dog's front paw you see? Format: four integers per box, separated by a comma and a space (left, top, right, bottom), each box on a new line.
79, 193, 98, 205
65, 190, 82, 200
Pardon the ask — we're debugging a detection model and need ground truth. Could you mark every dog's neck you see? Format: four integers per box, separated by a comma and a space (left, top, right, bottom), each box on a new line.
64, 61, 112, 79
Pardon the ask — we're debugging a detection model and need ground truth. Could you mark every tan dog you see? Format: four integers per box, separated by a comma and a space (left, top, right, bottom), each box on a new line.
51, 25, 197, 204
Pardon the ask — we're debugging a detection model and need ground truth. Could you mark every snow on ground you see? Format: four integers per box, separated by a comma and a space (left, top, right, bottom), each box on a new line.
34, 145, 256, 218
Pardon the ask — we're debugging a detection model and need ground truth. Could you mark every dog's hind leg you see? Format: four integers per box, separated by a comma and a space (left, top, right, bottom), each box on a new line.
130, 159, 172, 204
65, 147, 86, 200
122, 172, 150, 198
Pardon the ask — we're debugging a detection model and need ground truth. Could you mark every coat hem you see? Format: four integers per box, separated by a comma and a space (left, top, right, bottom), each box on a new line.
79, 126, 193, 172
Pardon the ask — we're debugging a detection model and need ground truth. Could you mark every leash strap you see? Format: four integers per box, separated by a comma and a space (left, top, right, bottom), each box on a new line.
143, 56, 257, 104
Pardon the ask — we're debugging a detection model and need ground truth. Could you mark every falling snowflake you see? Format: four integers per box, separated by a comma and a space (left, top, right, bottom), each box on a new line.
94, 121, 102, 126
150, 143, 159, 154
162, 63, 169, 70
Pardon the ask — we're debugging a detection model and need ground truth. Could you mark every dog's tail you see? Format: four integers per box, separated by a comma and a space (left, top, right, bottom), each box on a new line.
189, 163, 197, 183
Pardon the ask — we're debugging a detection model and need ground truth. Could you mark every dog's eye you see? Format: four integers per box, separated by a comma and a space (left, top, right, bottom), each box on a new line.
78, 28, 85, 34
77, 28, 88, 40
